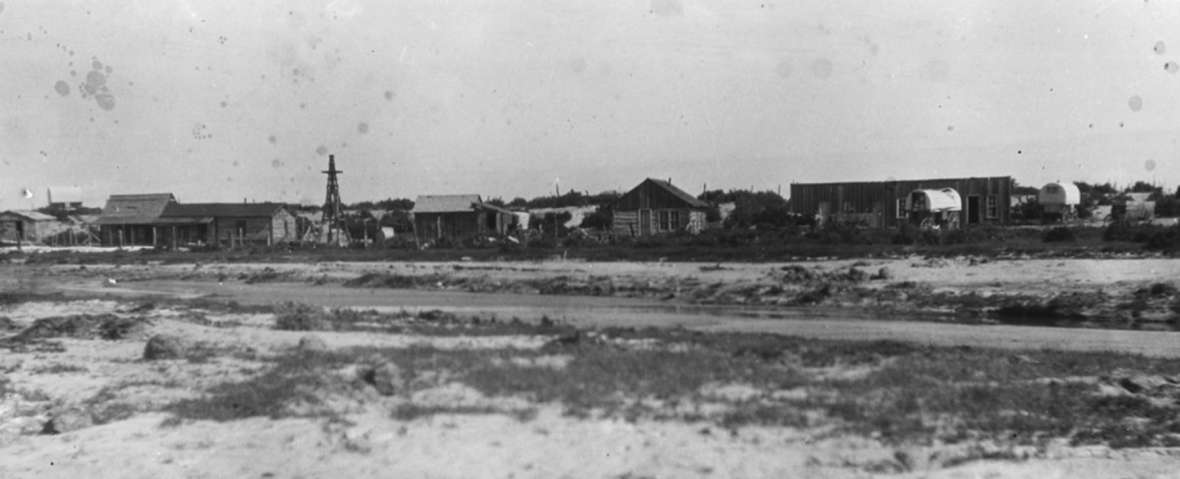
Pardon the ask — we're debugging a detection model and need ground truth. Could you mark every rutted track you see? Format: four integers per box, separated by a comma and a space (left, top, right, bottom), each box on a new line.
52, 279, 1180, 358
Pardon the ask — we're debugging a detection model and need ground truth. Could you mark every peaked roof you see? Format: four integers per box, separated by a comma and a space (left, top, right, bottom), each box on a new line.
161, 202, 287, 218
642, 178, 709, 208
413, 194, 483, 213
0, 210, 57, 221
95, 193, 176, 225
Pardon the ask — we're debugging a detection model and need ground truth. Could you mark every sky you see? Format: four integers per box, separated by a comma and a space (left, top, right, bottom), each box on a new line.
1, 0, 1180, 209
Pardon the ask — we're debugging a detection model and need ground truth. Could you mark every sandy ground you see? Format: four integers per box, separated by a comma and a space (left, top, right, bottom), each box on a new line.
1, 299, 1178, 478
4, 258, 1180, 477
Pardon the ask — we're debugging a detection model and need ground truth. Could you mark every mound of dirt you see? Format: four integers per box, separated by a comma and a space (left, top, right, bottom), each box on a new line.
143, 334, 187, 360
11, 314, 151, 342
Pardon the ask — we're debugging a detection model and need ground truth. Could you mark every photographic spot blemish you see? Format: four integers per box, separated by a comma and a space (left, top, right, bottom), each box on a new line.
104, 66, 112, 75
1119, 121, 1125, 128
268, 135, 277, 144
95, 93, 115, 110
1146, 159, 1157, 171
1128, 95, 1143, 112
0, 3, 5, 15
315, 145, 328, 156
570, 57, 586, 74
384, 90, 394, 101
232, 160, 239, 167
1165, 61, 1179, 74
54, 80, 70, 96
84, 70, 106, 93
92, 60, 102, 70
69, 70, 76, 77
649, 0, 683, 16
1017, 150, 1022, 155
218, 36, 227, 45
775, 60, 792, 79
271, 159, 283, 168
220, 101, 228, 108
946, 125, 954, 131
357, 122, 369, 134
811, 58, 833, 79
299, 103, 307, 110
1154, 41, 1167, 55
1088, 123, 1094, 128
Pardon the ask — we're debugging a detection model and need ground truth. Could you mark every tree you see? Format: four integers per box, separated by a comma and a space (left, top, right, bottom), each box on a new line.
724, 190, 790, 229
579, 206, 612, 230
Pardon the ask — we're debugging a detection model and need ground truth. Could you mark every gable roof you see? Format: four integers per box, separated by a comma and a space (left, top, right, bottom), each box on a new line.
641, 178, 709, 208
0, 210, 57, 221
413, 195, 483, 213
95, 193, 176, 225
161, 202, 287, 218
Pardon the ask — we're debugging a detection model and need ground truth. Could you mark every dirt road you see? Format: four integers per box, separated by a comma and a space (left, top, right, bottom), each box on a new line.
53, 279, 1180, 357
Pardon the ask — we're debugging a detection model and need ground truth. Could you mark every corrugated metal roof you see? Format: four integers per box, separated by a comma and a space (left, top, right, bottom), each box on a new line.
413, 195, 483, 213
644, 178, 709, 208
161, 202, 286, 218
95, 193, 176, 225
0, 210, 57, 221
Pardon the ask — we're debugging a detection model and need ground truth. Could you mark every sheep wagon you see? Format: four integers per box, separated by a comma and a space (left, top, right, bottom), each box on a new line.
907, 188, 962, 229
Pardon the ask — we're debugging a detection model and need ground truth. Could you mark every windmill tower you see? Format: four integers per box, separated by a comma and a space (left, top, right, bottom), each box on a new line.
321, 154, 345, 245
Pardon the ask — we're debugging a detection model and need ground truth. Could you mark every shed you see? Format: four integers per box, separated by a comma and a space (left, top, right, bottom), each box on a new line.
0, 210, 60, 244
612, 178, 709, 236
159, 202, 297, 248
412, 194, 516, 244
94, 193, 177, 246
790, 177, 1012, 228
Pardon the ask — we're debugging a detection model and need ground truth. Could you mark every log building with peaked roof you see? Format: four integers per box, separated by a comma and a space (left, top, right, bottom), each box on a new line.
612, 178, 710, 237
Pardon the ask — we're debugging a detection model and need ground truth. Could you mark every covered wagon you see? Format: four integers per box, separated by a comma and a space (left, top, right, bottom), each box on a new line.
907, 188, 962, 229
1038, 182, 1081, 222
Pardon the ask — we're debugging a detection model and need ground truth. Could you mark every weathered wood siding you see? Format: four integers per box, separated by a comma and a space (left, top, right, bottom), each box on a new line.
415, 212, 482, 242
789, 177, 1013, 228
271, 209, 298, 242
612, 208, 706, 237
0, 216, 54, 243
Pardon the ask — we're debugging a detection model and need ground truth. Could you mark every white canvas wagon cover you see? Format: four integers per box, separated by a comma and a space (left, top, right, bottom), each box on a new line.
1038, 182, 1081, 206
908, 188, 962, 212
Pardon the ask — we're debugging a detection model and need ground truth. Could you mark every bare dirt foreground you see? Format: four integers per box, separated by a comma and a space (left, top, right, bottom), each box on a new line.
4, 258, 1180, 478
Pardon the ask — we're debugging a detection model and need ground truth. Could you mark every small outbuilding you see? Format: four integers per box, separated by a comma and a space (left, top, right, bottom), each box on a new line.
412, 194, 516, 244
0, 210, 60, 244
612, 178, 709, 236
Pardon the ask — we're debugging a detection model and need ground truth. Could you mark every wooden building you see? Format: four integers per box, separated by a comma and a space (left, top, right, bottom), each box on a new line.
157, 203, 298, 248
412, 194, 516, 243
612, 178, 709, 236
95, 193, 177, 246
0, 210, 60, 244
789, 177, 1013, 228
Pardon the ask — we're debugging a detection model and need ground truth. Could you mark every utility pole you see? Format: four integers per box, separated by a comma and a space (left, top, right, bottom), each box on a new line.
321, 154, 344, 245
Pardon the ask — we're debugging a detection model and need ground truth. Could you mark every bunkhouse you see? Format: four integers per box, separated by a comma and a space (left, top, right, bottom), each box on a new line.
789, 176, 1013, 229
612, 178, 710, 236
95, 193, 177, 246
156, 202, 298, 248
412, 194, 516, 243
0, 210, 60, 244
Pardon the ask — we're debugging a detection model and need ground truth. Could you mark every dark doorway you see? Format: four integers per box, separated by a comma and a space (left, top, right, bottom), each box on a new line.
967, 196, 980, 224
